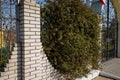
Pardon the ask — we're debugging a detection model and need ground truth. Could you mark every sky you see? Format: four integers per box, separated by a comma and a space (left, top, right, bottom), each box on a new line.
36, 0, 45, 3
36, 0, 45, 6
36, 0, 44, 2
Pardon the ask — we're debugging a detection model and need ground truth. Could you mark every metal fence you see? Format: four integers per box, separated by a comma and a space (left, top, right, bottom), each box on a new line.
0, 0, 16, 71
102, 18, 118, 61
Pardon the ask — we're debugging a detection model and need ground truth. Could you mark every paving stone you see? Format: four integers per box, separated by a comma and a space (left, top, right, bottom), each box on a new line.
93, 76, 113, 80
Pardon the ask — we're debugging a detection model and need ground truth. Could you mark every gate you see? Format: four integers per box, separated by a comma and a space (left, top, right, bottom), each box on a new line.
102, 18, 118, 61
0, 0, 16, 71
102, 1, 118, 61
81, 0, 118, 61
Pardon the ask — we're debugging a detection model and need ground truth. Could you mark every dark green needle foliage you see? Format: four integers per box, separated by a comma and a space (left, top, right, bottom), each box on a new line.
41, 0, 101, 78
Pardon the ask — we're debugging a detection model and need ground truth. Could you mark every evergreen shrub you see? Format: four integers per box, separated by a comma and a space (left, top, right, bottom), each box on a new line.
41, 0, 101, 78
0, 44, 10, 72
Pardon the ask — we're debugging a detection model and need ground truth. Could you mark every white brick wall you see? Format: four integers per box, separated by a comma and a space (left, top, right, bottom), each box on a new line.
0, 44, 21, 80
0, 0, 60, 80
18, 0, 59, 80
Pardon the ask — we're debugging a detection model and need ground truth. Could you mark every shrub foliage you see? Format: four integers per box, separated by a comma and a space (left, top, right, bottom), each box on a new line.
0, 44, 10, 72
41, 0, 101, 78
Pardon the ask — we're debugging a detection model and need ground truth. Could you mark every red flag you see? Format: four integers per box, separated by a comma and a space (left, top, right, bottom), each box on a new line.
100, 0, 105, 5
100, 0, 105, 10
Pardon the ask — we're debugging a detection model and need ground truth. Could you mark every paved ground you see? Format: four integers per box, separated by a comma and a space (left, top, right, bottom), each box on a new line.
102, 58, 120, 77
92, 76, 113, 80
93, 58, 120, 80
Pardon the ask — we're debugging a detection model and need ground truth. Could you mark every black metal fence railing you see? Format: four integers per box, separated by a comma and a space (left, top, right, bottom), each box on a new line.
0, 0, 16, 72
102, 18, 118, 61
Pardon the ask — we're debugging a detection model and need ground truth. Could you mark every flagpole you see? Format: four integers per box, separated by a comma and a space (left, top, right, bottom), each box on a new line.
106, 0, 109, 60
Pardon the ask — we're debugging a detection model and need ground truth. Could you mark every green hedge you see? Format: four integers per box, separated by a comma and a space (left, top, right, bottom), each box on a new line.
0, 44, 10, 72
41, 0, 101, 78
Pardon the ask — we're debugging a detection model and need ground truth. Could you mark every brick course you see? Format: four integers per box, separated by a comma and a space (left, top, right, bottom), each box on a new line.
0, 44, 21, 80
0, 0, 60, 80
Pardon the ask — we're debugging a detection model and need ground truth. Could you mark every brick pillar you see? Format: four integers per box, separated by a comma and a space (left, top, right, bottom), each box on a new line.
18, 0, 42, 79
17, 0, 60, 80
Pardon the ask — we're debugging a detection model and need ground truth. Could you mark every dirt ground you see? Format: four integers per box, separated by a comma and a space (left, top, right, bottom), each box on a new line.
92, 76, 113, 80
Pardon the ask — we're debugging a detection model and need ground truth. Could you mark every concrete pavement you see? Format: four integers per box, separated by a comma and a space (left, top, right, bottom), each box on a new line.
93, 76, 112, 80
101, 58, 120, 77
